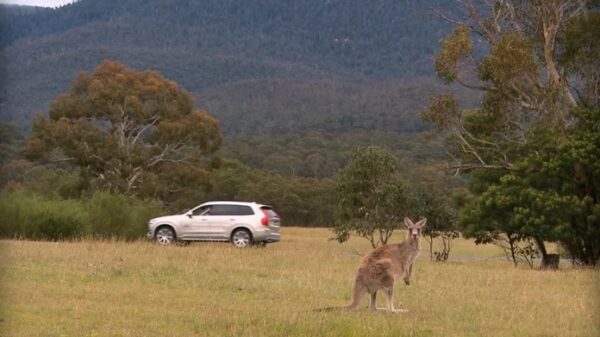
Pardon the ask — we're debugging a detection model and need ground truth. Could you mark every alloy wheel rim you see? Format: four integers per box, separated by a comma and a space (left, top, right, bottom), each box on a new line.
232, 231, 250, 247
156, 228, 174, 245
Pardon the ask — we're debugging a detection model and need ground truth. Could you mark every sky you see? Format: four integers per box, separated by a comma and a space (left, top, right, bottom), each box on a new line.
0, 0, 74, 7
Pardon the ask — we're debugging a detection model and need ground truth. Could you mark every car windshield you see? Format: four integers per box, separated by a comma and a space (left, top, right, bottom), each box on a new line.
181, 207, 201, 215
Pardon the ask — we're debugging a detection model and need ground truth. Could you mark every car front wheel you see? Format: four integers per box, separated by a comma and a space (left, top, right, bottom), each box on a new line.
231, 229, 252, 248
155, 226, 175, 245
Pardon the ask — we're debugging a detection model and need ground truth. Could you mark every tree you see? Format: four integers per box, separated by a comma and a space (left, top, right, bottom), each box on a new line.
425, 1, 600, 266
413, 187, 458, 262
424, 1, 598, 172
25, 60, 222, 198
460, 108, 600, 266
459, 175, 562, 267
333, 146, 413, 248
0, 122, 24, 166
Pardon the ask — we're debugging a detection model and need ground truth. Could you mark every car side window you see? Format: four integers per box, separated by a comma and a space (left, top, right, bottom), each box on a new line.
230, 205, 254, 215
209, 205, 254, 216
192, 205, 211, 216
209, 205, 229, 216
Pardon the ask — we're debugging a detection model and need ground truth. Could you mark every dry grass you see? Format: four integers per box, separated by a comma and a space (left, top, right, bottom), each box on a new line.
1, 227, 598, 337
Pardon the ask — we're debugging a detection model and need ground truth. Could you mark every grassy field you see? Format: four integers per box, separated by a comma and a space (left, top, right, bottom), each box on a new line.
1, 227, 598, 337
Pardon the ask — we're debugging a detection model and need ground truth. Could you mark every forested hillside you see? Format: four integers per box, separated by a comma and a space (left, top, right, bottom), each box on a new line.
0, 0, 466, 133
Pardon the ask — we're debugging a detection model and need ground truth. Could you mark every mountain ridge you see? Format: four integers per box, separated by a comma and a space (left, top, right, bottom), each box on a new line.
0, 0, 464, 134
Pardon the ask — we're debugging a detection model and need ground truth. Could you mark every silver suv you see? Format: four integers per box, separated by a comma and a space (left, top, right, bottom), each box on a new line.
147, 201, 281, 247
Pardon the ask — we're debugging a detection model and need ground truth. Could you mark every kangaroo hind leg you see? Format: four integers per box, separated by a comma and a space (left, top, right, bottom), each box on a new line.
369, 291, 377, 312
384, 287, 408, 313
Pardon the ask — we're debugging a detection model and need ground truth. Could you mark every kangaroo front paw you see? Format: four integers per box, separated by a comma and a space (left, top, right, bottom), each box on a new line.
403, 278, 410, 285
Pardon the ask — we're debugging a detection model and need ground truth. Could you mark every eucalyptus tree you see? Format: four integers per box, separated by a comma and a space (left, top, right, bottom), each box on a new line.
26, 60, 222, 197
424, 1, 600, 266
333, 146, 413, 248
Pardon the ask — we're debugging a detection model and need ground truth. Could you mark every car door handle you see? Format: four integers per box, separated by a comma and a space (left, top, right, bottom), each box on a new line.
229, 219, 235, 221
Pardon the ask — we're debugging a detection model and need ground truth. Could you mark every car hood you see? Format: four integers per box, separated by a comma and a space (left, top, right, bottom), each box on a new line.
149, 214, 187, 224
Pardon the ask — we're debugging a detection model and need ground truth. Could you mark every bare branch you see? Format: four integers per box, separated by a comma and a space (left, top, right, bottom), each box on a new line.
428, 6, 464, 26
455, 76, 495, 91
131, 116, 160, 145
463, 0, 498, 42
126, 168, 142, 194
147, 135, 192, 168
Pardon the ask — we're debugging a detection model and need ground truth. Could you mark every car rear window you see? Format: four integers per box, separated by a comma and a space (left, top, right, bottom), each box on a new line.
210, 204, 255, 216
260, 207, 279, 219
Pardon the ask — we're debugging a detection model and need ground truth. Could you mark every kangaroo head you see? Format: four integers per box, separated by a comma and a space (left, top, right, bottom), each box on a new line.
404, 217, 427, 240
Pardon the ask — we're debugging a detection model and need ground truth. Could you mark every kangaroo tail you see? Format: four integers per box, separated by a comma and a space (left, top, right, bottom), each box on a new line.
346, 278, 367, 310
316, 278, 367, 312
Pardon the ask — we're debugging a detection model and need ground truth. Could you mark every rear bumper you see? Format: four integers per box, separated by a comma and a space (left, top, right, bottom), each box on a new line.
261, 234, 280, 243
253, 228, 280, 243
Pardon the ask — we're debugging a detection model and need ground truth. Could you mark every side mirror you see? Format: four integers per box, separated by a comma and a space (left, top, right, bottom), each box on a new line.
186, 212, 193, 218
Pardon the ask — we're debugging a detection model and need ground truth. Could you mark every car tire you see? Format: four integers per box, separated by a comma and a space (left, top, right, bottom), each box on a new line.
231, 229, 252, 248
155, 226, 176, 245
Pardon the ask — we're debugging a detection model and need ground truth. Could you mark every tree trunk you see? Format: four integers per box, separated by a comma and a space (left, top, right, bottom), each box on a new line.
509, 238, 518, 267
429, 235, 434, 261
541, 254, 560, 270
534, 236, 549, 268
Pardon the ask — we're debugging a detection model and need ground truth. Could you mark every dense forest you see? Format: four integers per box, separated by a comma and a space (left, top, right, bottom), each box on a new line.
0, 0, 466, 132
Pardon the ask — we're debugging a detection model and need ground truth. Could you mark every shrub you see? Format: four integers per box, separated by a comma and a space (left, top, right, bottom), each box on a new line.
0, 190, 162, 241
0, 191, 87, 240
33, 212, 84, 241
86, 191, 162, 240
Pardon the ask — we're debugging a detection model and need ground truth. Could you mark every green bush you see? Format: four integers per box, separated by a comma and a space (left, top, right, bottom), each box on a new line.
0, 190, 162, 241
33, 212, 84, 241
0, 191, 87, 240
86, 191, 163, 240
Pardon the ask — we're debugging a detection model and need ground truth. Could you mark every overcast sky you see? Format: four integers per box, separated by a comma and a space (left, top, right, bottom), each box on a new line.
0, 0, 74, 7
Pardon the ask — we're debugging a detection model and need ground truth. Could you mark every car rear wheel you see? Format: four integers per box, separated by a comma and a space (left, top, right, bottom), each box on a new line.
231, 229, 252, 248
155, 226, 175, 245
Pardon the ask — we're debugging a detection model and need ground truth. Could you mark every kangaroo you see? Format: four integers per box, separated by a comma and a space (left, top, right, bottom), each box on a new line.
345, 217, 427, 313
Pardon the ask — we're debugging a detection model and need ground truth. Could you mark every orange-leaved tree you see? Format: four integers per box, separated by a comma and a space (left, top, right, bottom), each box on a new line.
26, 60, 222, 197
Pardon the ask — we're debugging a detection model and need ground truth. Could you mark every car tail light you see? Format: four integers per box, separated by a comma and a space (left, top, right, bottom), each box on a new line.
260, 208, 270, 226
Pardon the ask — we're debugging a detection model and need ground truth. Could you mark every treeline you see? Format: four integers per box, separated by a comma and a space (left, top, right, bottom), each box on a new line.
0, 57, 460, 238
219, 131, 444, 178
0, 125, 336, 237
199, 78, 478, 134
0, 150, 333, 238
0, 120, 453, 238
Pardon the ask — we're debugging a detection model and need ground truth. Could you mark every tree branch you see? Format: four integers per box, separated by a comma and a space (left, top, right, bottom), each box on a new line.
131, 116, 160, 146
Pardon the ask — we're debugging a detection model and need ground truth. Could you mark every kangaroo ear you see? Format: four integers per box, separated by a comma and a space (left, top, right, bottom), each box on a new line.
404, 217, 414, 228
416, 218, 427, 228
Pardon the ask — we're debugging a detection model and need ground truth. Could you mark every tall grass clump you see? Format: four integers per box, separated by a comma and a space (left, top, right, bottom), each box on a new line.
0, 191, 86, 240
0, 190, 163, 241
86, 191, 163, 240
